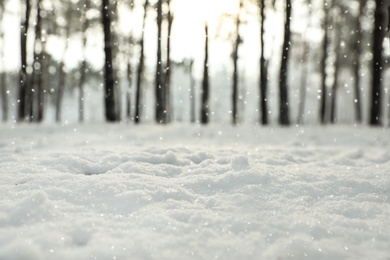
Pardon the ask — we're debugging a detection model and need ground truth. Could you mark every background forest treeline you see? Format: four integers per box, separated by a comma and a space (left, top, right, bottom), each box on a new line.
0, 0, 389, 126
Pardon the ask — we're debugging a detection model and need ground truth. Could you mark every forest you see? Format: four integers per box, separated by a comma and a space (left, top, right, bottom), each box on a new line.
0, 0, 389, 126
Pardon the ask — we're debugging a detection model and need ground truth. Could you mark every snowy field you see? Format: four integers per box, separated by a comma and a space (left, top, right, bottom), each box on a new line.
0, 123, 389, 259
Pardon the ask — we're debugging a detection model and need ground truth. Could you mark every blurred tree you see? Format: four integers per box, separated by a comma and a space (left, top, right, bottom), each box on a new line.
0, 1, 8, 122
201, 22, 210, 124
126, 0, 135, 121
188, 59, 196, 123
279, 0, 291, 125
18, 0, 32, 122
165, 0, 174, 123
112, 0, 121, 121
102, 0, 118, 122
352, 0, 366, 124
258, 0, 268, 125
55, 6, 71, 122
297, 0, 311, 125
32, 0, 44, 122
78, 0, 91, 123
135, 0, 149, 124
155, 0, 166, 124
232, 0, 243, 125
319, 0, 329, 124
330, 3, 341, 124
370, 0, 385, 126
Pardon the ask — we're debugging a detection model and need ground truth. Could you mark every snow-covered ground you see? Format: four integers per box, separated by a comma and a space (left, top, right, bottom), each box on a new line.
0, 123, 389, 259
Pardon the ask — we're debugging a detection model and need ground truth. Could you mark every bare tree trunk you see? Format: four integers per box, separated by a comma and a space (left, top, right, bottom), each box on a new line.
102, 0, 117, 122
134, 0, 148, 124
34, 0, 44, 122
320, 0, 329, 124
126, 60, 132, 120
330, 11, 341, 124
232, 0, 243, 125
189, 59, 196, 123
79, 0, 90, 123
18, 0, 31, 122
370, 0, 385, 126
297, 46, 309, 125
55, 9, 71, 123
352, 0, 365, 124
26, 0, 43, 122
297, 0, 311, 125
259, 0, 268, 125
0, 72, 6, 122
55, 62, 65, 122
279, 0, 291, 126
112, 0, 121, 122
126, 1, 135, 121
0, 13, 8, 122
155, 0, 166, 124
165, 0, 174, 123
201, 22, 210, 124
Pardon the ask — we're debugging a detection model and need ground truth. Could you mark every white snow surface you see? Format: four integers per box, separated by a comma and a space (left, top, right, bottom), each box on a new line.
0, 123, 389, 259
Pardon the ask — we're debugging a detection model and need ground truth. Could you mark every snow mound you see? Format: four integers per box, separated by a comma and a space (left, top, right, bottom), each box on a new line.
0, 124, 389, 259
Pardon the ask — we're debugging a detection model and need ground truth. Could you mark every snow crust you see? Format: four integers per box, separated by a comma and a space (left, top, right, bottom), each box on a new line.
0, 124, 389, 259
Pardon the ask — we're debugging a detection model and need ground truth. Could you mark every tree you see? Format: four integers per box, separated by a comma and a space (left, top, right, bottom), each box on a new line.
134, 0, 149, 123
279, 0, 291, 125
189, 59, 196, 123
102, 0, 118, 122
319, 0, 329, 124
330, 4, 341, 124
126, 0, 135, 121
32, 0, 44, 122
232, 0, 243, 125
259, 0, 268, 125
0, 1, 8, 122
55, 6, 71, 122
352, 0, 365, 124
18, 0, 31, 122
370, 0, 385, 126
78, 0, 90, 123
165, 0, 174, 123
155, 0, 166, 124
201, 22, 210, 124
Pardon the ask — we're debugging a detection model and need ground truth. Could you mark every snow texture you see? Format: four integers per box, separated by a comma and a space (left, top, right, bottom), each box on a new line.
0, 124, 389, 259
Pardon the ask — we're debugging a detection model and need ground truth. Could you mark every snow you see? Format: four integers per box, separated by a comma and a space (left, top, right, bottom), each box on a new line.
0, 123, 389, 259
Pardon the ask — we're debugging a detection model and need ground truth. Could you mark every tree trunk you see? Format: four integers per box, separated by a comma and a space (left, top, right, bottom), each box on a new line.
34, 0, 44, 122
102, 0, 117, 122
279, 0, 291, 126
297, 0, 311, 125
370, 0, 385, 126
79, 0, 90, 123
0, 16, 7, 122
259, 0, 268, 125
55, 60, 66, 122
18, 0, 31, 122
352, 0, 365, 124
0, 71, 6, 122
165, 0, 174, 123
330, 13, 341, 124
297, 49, 308, 125
201, 22, 210, 124
134, 0, 148, 124
320, 0, 329, 124
155, 0, 166, 124
56, 9, 71, 123
189, 59, 196, 123
232, 0, 243, 126
126, 1, 135, 121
